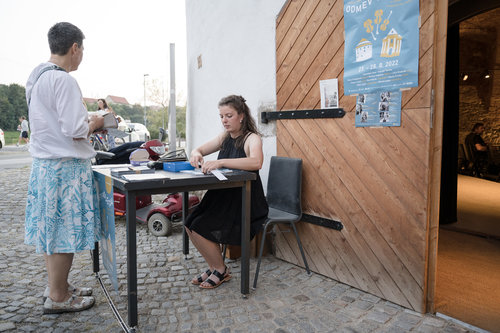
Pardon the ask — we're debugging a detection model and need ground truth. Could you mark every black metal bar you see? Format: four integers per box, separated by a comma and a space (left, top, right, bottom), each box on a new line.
261, 108, 345, 123
96, 272, 131, 332
92, 242, 99, 273
301, 213, 343, 231
182, 192, 189, 257
240, 180, 251, 296
126, 191, 138, 328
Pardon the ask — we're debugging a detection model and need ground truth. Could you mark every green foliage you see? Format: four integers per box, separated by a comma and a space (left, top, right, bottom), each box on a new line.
86, 102, 98, 111
0, 82, 187, 142
4, 131, 20, 145
176, 105, 186, 139
0, 84, 28, 130
110, 103, 145, 124
145, 104, 186, 142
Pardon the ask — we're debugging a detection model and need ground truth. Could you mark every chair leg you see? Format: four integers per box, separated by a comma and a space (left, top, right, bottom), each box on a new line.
252, 222, 270, 289
291, 222, 311, 275
222, 244, 227, 263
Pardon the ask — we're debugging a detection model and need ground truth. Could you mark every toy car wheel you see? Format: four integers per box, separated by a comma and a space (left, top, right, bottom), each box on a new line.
148, 213, 172, 237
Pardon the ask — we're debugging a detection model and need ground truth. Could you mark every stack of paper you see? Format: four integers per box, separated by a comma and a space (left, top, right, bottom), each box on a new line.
110, 165, 154, 177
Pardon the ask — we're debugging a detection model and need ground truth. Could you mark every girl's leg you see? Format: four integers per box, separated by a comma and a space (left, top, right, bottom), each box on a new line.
185, 227, 225, 272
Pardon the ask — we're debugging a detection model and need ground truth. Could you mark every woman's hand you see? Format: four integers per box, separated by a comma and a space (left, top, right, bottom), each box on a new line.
189, 151, 204, 168
201, 160, 222, 174
88, 114, 105, 135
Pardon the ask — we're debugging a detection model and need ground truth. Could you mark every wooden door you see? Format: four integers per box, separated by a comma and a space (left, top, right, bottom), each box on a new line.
273, 0, 447, 312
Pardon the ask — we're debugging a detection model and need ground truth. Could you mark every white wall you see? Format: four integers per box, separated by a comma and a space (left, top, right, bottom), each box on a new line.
185, 0, 286, 190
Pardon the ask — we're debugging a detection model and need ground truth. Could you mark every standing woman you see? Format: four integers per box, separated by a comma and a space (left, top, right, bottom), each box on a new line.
97, 98, 109, 112
97, 98, 117, 148
185, 95, 269, 289
25, 22, 104, 314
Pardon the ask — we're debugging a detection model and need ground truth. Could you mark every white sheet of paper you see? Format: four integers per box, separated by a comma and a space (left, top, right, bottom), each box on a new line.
211, 169, 227, 181
121, 173, 170, 181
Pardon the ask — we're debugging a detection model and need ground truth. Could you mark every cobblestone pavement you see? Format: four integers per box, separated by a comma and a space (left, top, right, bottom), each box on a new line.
0, 167, 479, 332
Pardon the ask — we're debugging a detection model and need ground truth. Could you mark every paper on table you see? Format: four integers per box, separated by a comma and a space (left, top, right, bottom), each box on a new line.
179, 169, 204, 176
121, 173, 170, 182
210, 169, 227, 181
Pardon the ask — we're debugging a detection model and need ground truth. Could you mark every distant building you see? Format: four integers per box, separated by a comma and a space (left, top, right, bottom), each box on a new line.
83, 97, 98, 106
106, 95, 130, 105
84, 95, 130, 108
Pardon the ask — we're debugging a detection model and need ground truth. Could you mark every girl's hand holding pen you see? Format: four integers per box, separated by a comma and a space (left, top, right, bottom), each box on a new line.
189, 153, 204, 168
200, 160, 222, 174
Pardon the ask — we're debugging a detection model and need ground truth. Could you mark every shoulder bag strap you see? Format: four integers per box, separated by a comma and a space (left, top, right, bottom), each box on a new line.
27, 64, 66, 106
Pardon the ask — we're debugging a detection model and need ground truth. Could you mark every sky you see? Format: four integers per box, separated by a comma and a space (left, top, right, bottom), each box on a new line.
0, 0, 187, 105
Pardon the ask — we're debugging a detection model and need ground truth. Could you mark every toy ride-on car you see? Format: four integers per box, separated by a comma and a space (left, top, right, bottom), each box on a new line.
97, 139, 201, 236
113, 191, 200, 237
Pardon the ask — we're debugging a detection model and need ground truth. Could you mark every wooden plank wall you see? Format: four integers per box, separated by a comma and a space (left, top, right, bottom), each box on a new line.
273, 0, 441, 312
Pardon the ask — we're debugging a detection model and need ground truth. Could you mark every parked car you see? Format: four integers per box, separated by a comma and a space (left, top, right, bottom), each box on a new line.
0, 129, 4, 149
117, 126, 141, 143
127, 123, 150, 141
112, 119, 149, 144
110, 117, 139, 144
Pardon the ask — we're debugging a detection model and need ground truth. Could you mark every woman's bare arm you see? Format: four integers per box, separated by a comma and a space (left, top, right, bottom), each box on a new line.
189, 132, 225, 167
201, 133, 263, 173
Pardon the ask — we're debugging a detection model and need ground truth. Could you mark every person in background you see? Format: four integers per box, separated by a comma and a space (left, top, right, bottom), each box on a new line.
17, 116, 30, 146
465, 123, 488, 171
185, 95, 269, 289
25, 22, 104, 314
465, 122, 499, 176
97, 98, 117, 148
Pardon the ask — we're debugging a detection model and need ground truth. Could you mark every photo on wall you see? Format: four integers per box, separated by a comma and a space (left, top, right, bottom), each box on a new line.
319, 79, 339, 109
355, 90, 401, 127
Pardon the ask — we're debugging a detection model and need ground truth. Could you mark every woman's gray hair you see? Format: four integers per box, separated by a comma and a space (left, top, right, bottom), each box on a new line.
48, 22, 85, 56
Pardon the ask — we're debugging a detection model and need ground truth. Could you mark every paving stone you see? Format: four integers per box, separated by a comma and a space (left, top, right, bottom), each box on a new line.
365, 310, 391, 324
0, 322, 16, 332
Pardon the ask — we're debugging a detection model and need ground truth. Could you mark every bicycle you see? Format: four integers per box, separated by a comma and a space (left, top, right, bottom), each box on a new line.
89, 133, 108, 151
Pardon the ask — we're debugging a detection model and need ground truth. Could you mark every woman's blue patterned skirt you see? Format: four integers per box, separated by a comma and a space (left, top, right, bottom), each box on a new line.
25, 158, 101, 255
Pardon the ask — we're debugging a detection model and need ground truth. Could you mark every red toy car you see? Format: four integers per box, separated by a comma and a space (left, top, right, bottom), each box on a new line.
113, 191, 200, 237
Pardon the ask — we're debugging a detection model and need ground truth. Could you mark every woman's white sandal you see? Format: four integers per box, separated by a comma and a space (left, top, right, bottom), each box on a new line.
43, 285, 92, 302
43, 295, 95, 314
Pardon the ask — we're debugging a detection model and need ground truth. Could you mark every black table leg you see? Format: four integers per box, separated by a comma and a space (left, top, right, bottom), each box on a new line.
240, 180, 251, 296
182, 192, 189, 256
126, 192, 138, 328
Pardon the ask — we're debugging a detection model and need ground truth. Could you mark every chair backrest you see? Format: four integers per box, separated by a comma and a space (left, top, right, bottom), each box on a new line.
266, 156, 302, 215
458, 143, 467, 161
464, 133, 477, 161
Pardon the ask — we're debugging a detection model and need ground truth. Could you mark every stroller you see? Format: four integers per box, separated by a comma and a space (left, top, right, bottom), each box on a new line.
95, 140, 200, 237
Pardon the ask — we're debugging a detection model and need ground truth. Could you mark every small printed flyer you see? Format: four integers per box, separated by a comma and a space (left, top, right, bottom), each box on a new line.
355, 90, 401, 127
319, 78, 339, 108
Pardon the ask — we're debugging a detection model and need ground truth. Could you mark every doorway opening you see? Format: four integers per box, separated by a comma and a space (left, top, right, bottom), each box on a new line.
437, 3, 500, 332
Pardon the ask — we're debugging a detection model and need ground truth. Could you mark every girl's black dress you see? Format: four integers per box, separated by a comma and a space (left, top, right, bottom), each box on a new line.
185, 135, 269, 245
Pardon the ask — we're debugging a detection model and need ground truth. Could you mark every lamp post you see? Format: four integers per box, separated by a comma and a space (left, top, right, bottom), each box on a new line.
143, 73, 149, 126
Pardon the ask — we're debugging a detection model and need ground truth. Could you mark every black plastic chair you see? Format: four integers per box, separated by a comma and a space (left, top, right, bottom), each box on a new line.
464, 133, 482, 177
252, 156, 311, 289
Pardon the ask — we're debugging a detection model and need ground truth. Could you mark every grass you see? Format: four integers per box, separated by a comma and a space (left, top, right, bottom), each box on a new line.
4, 131, 22, 145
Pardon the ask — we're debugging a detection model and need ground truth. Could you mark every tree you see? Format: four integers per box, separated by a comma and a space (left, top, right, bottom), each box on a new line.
0, 83, 27, 130
111, 103, 145, 124
0, 79, 187, 142
144, 78, 186, 142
